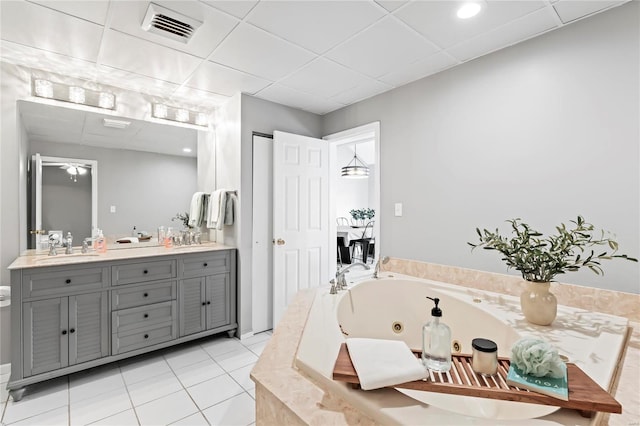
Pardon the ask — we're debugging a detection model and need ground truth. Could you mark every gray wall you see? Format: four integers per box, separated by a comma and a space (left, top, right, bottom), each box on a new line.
30, 141, 197, 240
323, 3, 639, 294
41, 166, 92, 242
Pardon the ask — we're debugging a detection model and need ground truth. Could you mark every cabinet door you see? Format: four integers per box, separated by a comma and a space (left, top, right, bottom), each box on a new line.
69, 292, 109, 365
206, 274, 230, 330
23, 298, 68, 376
179, 277, 206, 337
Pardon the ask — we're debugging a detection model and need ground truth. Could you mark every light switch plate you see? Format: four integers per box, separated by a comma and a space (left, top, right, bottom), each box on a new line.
394, 203, 402, 217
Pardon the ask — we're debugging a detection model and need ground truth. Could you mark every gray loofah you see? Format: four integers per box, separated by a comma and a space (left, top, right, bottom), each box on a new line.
510, 337, 565, 378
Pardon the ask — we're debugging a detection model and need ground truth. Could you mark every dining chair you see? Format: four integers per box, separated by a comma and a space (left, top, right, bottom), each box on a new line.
350, 221, 374, 263
336, 217, 350, 226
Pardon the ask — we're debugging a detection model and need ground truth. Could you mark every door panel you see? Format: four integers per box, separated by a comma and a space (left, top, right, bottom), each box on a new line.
273, 131, 329, 326
23, 298, 68, 376
69, 292, 109, 365
206, 274, 230, 330
179, 277, 206, 337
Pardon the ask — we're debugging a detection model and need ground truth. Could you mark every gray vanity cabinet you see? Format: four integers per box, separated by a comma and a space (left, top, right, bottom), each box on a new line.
8, 247, 236, 402
22, 291, 109, 376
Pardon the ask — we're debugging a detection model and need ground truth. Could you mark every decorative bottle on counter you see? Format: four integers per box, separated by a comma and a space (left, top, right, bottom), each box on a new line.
422, 297, 452, 372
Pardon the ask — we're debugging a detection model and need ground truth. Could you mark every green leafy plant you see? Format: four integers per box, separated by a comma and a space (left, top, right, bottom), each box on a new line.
468, 216, 637, 282
350, 208, 375, 221
172, 212, 192, 229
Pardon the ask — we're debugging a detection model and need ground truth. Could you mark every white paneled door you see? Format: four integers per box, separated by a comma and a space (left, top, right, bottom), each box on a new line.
272, 131, 329, 326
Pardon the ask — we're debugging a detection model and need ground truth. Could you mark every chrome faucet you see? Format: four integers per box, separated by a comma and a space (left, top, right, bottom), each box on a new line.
373, 256, 390, 279
48, 234, 61, 256
81, 237, 93, 253
335, 262, 371, 290
64, 232, 73, 255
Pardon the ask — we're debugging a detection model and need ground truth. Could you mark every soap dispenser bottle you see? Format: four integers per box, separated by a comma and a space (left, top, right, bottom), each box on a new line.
422, 297, 452, 372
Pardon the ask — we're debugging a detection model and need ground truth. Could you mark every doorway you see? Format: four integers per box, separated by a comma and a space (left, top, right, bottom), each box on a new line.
325, 122, 381, 279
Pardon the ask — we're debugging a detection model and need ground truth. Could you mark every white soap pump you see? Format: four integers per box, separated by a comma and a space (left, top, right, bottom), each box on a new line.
422, 296, 452, 372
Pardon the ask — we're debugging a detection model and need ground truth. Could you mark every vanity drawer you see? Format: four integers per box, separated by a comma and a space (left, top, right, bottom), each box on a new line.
112, 300, 176, 334
112, 259, 176, 286
112, 317, 176, 355
179, 252, 230, 279
111, 281, 176, 310
22, 266, 109, 298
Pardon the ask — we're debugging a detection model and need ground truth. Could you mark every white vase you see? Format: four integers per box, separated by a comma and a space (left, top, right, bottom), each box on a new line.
520, 281, 557, 326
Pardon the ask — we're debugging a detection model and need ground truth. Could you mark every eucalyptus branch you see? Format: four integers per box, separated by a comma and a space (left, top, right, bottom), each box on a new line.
469, 216, 637, 282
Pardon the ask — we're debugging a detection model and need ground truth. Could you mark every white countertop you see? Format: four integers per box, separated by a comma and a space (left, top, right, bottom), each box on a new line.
8, 242, 235, 269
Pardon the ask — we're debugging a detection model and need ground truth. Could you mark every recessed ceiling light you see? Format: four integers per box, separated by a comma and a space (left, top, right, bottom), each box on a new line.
183, 148, 192, 153
457, 2, 482, 19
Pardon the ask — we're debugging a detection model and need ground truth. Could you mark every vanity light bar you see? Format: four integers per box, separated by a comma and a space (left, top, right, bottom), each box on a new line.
31, 78, 116, 111
152, 103, 209, 127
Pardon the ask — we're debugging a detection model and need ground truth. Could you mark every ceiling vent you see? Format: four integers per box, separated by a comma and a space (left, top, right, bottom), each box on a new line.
141, 3, 202, 44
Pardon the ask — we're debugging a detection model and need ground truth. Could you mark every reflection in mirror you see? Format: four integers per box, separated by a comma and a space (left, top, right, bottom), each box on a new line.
29, 154, 97, 250
20, 100, 199, 250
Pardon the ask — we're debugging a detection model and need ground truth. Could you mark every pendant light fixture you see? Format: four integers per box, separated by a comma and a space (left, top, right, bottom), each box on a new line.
341, 144, 369, 178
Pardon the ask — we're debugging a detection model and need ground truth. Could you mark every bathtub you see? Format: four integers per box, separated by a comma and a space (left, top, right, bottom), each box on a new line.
295, 273, 629, 425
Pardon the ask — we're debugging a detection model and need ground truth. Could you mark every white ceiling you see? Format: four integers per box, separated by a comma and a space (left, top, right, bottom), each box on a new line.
0, 0, 628, 115
19, 100, 198, 157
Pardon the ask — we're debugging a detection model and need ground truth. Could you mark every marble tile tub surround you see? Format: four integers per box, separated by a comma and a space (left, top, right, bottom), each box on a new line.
252, 275, 639, 426
385, 257, 640, 322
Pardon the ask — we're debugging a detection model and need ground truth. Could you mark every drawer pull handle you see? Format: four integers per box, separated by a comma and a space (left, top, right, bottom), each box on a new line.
69, 328, 75, 333
61, 330, 67, 335
144, 314, 149, 318
65, 279, 71, 284
144, 334, 149, 339
143, 293, 149, 297
202, 302, 206, 306
207, 301, 211, 305
203, 263, 208, 267
143, 270, 148, 274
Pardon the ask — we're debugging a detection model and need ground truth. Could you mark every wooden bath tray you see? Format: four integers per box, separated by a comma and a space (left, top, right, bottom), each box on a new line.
332, 343, 621, 417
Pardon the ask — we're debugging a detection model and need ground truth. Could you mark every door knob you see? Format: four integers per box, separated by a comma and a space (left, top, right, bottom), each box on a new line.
276, 238, 285, 246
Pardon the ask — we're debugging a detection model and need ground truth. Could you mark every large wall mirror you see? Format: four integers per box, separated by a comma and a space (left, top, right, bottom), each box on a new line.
19, 100, 200, 249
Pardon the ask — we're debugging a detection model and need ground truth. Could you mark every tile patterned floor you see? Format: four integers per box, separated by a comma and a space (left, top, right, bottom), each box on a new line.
0, 331, 271, 426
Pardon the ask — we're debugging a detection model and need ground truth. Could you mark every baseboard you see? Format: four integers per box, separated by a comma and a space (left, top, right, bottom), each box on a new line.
239, 331, 255, 341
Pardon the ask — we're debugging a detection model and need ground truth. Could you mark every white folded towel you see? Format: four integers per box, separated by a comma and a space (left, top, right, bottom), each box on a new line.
188, 192, 206, 227
207, 190, 225, 229
346, 338, 427, 390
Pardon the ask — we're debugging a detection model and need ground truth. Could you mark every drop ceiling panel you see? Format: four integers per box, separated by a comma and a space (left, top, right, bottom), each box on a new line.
28, 0, 110, 25
395, 1, 546, 49
100, 30, 203, 84
0, 1, 103, 62
108, 1, 239, 58
246, 1, 385, 54
171, 86, 230, 109
553, 1, 626, 24
375, 1, 409, 13
279, 58, 374, 99
447, 7, 558, 61
326, 17, 439, 78
93, 66, 180, 98
378, 52, 459, 87
185, 61, 271, 96
329, 78, 392, 105
200, 0, 258, 19
209, 23, 315, 81
256, 84, 346, 115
